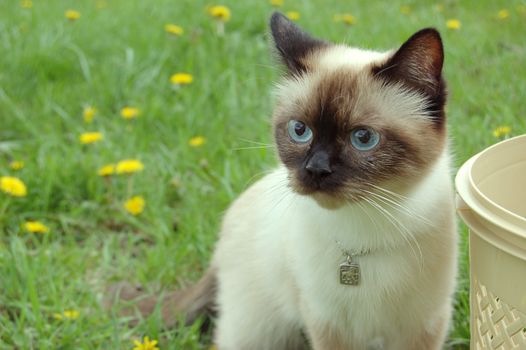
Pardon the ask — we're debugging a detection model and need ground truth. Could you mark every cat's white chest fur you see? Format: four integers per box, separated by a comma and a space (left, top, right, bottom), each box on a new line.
213, 152, 457, 350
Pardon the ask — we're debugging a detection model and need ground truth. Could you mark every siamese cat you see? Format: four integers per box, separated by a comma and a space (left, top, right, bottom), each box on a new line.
110, 12, 457, 350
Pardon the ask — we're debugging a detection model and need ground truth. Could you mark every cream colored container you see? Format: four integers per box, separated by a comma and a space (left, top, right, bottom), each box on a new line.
456, 134, 526, 349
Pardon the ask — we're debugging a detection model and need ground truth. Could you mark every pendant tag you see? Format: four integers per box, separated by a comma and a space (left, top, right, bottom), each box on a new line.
339, 256, 360, 286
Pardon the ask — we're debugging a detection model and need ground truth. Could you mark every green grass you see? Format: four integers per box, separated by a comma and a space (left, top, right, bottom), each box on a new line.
1, 0, 525, 348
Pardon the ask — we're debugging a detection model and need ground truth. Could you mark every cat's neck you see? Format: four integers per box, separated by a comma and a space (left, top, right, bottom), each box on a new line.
284, 148, 452, 253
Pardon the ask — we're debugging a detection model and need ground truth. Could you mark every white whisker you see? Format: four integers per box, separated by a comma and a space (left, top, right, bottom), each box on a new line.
236, 138, 274, 146
231, 145, 275, 151
361, 188, 433, 227
359, 196, 424, 271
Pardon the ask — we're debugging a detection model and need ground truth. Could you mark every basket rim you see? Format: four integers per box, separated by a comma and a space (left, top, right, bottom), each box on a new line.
456, 134, 526, 239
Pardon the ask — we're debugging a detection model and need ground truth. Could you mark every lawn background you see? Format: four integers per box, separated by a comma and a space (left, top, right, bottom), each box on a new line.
1, 0, 525, 349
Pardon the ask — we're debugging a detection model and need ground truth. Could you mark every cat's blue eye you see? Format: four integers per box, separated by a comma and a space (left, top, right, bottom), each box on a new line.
288, 120, 313, 143
350, 127, 380, 151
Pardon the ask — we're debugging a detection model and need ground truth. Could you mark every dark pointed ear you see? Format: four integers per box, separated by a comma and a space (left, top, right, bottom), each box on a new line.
373, 28, 444, 97
270, 12, 327, 75
373, 28, 447, 126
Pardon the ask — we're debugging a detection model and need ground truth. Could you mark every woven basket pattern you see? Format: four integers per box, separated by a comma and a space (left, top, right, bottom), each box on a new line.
474, 280, 526, 349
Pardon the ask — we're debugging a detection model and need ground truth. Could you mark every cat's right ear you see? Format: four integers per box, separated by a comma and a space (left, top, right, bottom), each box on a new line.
270, 12, 327, 75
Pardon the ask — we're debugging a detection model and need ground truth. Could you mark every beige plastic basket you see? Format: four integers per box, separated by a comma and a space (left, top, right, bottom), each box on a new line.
456, 134, 526, 349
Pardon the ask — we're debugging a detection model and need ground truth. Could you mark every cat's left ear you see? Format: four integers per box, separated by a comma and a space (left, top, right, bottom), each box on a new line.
373, 28, 444, 97
270, 12, 328, 75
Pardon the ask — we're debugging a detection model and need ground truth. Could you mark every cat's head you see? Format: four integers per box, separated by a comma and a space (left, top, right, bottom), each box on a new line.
270, 12, 447, 207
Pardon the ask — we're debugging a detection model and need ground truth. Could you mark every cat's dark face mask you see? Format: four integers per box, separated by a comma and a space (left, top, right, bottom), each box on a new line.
269, 12, 447, 207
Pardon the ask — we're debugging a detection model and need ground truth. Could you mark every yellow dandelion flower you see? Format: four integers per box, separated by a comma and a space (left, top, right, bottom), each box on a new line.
65, 10, 81, 21
208, 5, 231, 22
400, 5, 411, 15
493, 126, 511, 138
83, 106, 97, 123
170, 73, 193, 85
164, 24, 184, 36
124, 196, 145, 216
64, 310, 79, 319
334, 14, 356, 25
116, 160, 144, 174
133, 336, 159, 350
189, 136, 206, 147
270, 0, 284, 7
20, 0, 33, 9
79, 132, 103, 145
121, 107, 140, 120
446, 19, 461, 30
286, 11, 300, 21
23, 221, 49, 234
497, 9, 509, 20
97, 164, 115, 177
53, 310, 80, 320
9, 161, 24, 171
0, 176, 27, 197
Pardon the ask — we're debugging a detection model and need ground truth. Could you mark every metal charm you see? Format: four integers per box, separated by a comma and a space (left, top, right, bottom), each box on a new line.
339, 255, 360, 286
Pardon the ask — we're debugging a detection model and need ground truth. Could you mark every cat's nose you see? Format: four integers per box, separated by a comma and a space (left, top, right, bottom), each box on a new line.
305, 151, 332, 176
